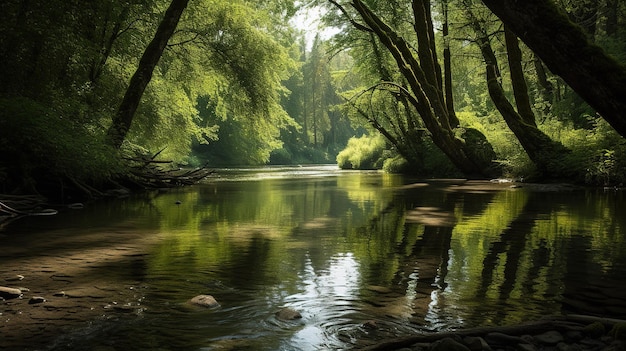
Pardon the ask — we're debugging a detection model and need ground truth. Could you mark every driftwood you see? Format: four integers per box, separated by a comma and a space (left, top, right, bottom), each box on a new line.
121, 148, 215, 188
127, 164, 215, 188
361, 314, 626, 351
0, 195, 58, 228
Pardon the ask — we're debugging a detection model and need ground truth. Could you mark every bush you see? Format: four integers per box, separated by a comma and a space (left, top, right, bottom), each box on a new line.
336, 134, 387, 170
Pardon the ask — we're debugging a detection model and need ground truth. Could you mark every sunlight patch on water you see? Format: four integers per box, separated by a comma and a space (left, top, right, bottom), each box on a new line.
207, 164, 344, 182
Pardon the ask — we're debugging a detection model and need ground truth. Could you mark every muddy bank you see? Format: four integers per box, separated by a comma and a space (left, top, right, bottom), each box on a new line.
0, 224, 162, 350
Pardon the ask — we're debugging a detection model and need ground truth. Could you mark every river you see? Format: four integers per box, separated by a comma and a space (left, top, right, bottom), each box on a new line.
1, 165, 625, 350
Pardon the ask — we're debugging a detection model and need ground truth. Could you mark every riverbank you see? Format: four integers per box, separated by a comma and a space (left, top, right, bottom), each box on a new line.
359, 315, 626, 350
0, 219, 162, 350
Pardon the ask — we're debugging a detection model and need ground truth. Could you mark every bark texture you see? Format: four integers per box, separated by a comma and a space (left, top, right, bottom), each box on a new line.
464, 6, 570, 177
345, 0, 495, 177
480, 0, 626, 138
107, 0, 190, 149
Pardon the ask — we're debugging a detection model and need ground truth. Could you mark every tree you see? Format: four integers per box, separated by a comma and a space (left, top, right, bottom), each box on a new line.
480, 0, 626, 139
329, 0, 496, 177
106, 0, 190, 149
462, 3, 571, 177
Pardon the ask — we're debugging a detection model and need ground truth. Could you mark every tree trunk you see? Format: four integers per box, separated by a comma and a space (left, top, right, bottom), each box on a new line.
106, 0, 189, 149
466, 8, 570, 177
480, 0, 626, 139
441, 0, 459, 128
504, 26, 537, 128
604, 0, 619, 36
342, 0, 494, 178
533, 54, 555, 107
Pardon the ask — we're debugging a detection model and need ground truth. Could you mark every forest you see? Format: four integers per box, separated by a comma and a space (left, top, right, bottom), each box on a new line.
1, 0, 626, 201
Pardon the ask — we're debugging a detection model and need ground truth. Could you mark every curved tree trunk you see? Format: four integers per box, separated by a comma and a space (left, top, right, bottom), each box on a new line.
335, 0, 495, 178
504, 27, 537, 128
480, 0, 626, 139
465, 8, 570, 177
106, 0, 190, 149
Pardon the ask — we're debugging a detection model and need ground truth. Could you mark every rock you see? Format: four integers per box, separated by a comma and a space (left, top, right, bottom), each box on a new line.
579, 337, 608, 349
362, 320, 379, 330
609, 322, 626, 341
564, 330, 584, 342
534, 330, 564, 345
463, 336, 492, 351
275, 307, 302, 321
485, 332, 524, 346
28, 296, 46, 304
583, 322, 606, 338
189, 294, 220, 308
0, 286, 22, 299
431, 337, 471, 351
516, 343, 538, 351
5, 274, 25, 282
556, 342, 584, 351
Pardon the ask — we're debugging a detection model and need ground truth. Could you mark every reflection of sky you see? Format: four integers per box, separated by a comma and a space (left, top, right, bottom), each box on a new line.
282, 253, 361, 350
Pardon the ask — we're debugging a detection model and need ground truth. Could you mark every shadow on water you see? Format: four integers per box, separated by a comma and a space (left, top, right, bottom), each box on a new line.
2, 166, 626, 350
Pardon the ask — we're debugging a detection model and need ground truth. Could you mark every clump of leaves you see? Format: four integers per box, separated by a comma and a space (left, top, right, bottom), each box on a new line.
337, 134, 387, 170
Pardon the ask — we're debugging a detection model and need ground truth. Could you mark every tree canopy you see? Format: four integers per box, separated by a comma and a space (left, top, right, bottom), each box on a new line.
1, 0, 626, 199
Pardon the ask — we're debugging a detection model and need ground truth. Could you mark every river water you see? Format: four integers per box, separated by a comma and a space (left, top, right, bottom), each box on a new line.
1, 165, 626, 350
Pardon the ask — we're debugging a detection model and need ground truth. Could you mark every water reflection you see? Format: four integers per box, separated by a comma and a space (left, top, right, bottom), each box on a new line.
1, 166, 626, 350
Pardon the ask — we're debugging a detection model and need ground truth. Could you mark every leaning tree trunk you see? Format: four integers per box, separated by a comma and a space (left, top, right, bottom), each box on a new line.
106, 0, 190, 149
466, 8, 570, 177
480, 0, 626, 139
504, 27, 537, 128
337, 0, 495, 178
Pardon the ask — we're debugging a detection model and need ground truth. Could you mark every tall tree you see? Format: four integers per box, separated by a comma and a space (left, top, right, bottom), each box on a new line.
330, 0, 496, 177
441, 0, 459, 127
480, 0, 626, 139
462, 3, 571, 177
106, 0, 190, 149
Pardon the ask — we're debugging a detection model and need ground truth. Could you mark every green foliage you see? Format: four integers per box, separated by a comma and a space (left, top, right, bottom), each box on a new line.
0, 97, 123, 191
544, 118, 626, 185
337, 134, 387, 170
382, 155, 409, 173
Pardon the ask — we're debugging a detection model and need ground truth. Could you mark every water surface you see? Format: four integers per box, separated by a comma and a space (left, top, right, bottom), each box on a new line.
1, 165, 625, 350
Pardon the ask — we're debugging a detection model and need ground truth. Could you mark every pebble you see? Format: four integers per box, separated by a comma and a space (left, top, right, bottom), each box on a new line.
485, 332, 524, 345
463, 336, 492, 351
28, 296, 46, 304
189, 294, 220, 308
275, 307, 302, 321
0, 286, 23, 299
431, 337, 470, 351
535, 330, 564, 345
5, 274, 25, 282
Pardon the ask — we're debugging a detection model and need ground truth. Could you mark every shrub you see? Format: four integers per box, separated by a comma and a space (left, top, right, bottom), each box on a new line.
337, 134, 387, 170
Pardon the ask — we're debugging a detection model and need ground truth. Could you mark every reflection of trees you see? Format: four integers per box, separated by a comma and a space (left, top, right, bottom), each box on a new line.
471, 192, 544, 324
358, 185, 498, 323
